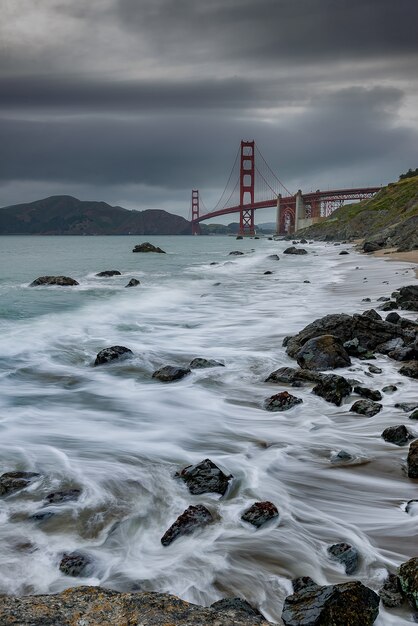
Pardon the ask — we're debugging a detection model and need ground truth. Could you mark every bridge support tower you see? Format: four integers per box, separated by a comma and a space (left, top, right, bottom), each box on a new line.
191, 189, 200, 235
239, 140, 255, 236
275, 194, 282, 236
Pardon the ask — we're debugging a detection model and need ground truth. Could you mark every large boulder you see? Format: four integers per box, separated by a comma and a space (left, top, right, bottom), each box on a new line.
94, 346, 133, 366
398, 557, 418, 608
281, 581, 379, 626
296, 335, 351, 370
0, 471, 40, 496
0, 587, 273, 625
400, 362, 418, 379
395, 285, 418, 311
363, 241, 383, 253
152, 365, 191, 382
241, 501, 279, 528
283, 247, 308, 255
350, 400, 382, 417
285, 312, 416, 359
312, 374, 352, 406
161, 505, 213, 546
407, 440, 418, 477
176, 458, 232, 496
132, 242, 165, 253
30, 275, 79, 287
382, 425, 413, 446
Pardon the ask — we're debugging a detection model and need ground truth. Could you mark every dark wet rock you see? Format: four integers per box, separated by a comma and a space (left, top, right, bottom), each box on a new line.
312, 374, 352, 406
377, 296, 390, 302
210, 598, 264, 620
395, 285, 418, 311
327, 542, 359, 575
407, 440, 418, 477
161, 504, 213, 546
400, 362, 418, 379
267, 254, 280, 260
379, 573, 404, 608
59, 552, 91, 577
296, 335, 351, 371
241, 501, 279, 528
264, 271, 273, 275
303, 280, 310, 283
0, 586, 274, 625
283, 246, 308, 255
30, 275, 79, 287
363, 241, 383, 253
386, 312, 401, 324
292, 577, 320, 594
330, 450, 354, 465
152, 365, 191, 382
132, 242, 165, 253
265, 367, 321, 385
410, 409, 418, 420
0, 471, 40, 496
189, 358, 224, 369
362, 297, 371, 302
362, 309, 382, 321
264, 391, 303, 411
30, 511, 55, 522
399, 557, 418, 608
96, 270, 121, 277
339, 250, 349, 255
395, 402, 418, 412
213, 282, 221, 286
45, 489, 81, 505
388, 345, 417, 361
176, 458, 232, 496
300, 238, 308, 244
350, 399, 382, 417
382, 425, 413, 446
368, 364, 382, 374
343, 337, 368, 357
379, 300, 398, 311
210, 262, 218, 265
377, 337, 405, 354
125, 278, 140, 287
353, 386, 382, 401
94, 345, 133, 366
282, 580, 379, 626
382, 384, 398, 393
229, 250, 245, 256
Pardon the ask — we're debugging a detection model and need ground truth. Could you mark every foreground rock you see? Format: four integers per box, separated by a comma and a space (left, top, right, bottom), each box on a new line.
0, 471, 40, 496
379, 573, 404, 607
0, 586, 273, 626
312, 374, 352, 406
132, 242, 166, 253
152, 365, 191, 382
407, 440, 418, 477
264, 391, 303, 411
296, 335, 351, 370
327, 542, 359, 574
281, 581, 379, 626
395, 285, 418, 311
283, 246, 308, 255
210, 598, 265, 621
398, 557, 418, 608
189, 357, 224, 369
350, 399, 382, 417
30, 275, 79, 287
241, 501, 279, 528
94, 345, 133, 366
125, 278, 140, 287
382, 425, 414, 446
400, 362, 418, 379
176, 458, 232, 495
95, 270, 121, 277
161, 504, 213, 546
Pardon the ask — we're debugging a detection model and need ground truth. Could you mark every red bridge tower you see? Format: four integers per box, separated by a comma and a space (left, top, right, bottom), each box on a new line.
239, 140, 255, 236
191, 189, 200, 235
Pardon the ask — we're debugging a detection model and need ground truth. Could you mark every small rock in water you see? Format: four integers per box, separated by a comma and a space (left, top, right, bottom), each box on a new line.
400, 362, 418, 379
0, 471, 40, 496
96, 270, 121, 277
45, 489, 81, 504
264, 271, 273, 275
312, 374, 352, 406
353, 386, 382, 401
59, 552, 91, 577
395, 402, 418, 412
362, 297, 371, 302
265, 367, 321, 385
382, 384, 398, 393
381, 425, 413, 446
161, 504, 213, 546
267, 254, 280, 260
94, 345, 133, 366
132, 242, 165, 253
152, 365, 191, 382
264, 391, 303, 411
241, 501, 279, 528
330, 450, 354, 465
350, 399, 382, 417
30, 275, 79, 287
327, 542, 359, 574
229, 250, 244, 256
379, 573, 404, 608
30, 511, 55, 522
292, 576, 319, 594
125, 278, 140, 287
410, 409, 418, 420
303, 280, 310, 283
368, 364, 382, 374
189, 358, 224, 369
210, 598, 264, 619
281, 581, 379, 626
339, 250, 349, 255
407, 440, 418, 478
398, 557, 418, 608
296, 335, 351, 371
283, 246, 308, 255
176, 458, 232, 496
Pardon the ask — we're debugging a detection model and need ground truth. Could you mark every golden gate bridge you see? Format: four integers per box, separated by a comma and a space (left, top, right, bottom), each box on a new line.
190, 141, 380, 236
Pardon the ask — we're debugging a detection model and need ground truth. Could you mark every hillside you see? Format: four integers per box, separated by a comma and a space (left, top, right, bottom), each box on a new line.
0, 196, 191, 235
299, 176, 418, 251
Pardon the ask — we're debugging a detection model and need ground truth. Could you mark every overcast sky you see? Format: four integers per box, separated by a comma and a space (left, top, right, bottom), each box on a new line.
1, 0, 418, 221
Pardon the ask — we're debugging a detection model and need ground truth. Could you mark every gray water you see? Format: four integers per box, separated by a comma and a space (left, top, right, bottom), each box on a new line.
0, 235, 417, 624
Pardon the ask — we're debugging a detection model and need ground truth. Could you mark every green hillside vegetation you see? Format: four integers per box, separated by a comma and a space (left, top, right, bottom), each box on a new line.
299, 175, 418, 251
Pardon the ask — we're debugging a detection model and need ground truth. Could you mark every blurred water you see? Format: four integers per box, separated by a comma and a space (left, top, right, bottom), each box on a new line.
0, 235, 417, 623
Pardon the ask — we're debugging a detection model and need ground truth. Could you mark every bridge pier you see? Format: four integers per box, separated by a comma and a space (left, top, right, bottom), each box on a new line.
275, 194, 281, 236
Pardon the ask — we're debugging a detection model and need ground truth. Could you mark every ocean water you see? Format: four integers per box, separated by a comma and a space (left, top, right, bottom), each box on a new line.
0, 234, 417, 624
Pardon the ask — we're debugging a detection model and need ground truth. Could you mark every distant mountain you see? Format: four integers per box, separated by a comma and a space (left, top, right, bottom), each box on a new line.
0, 195, 191, 235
